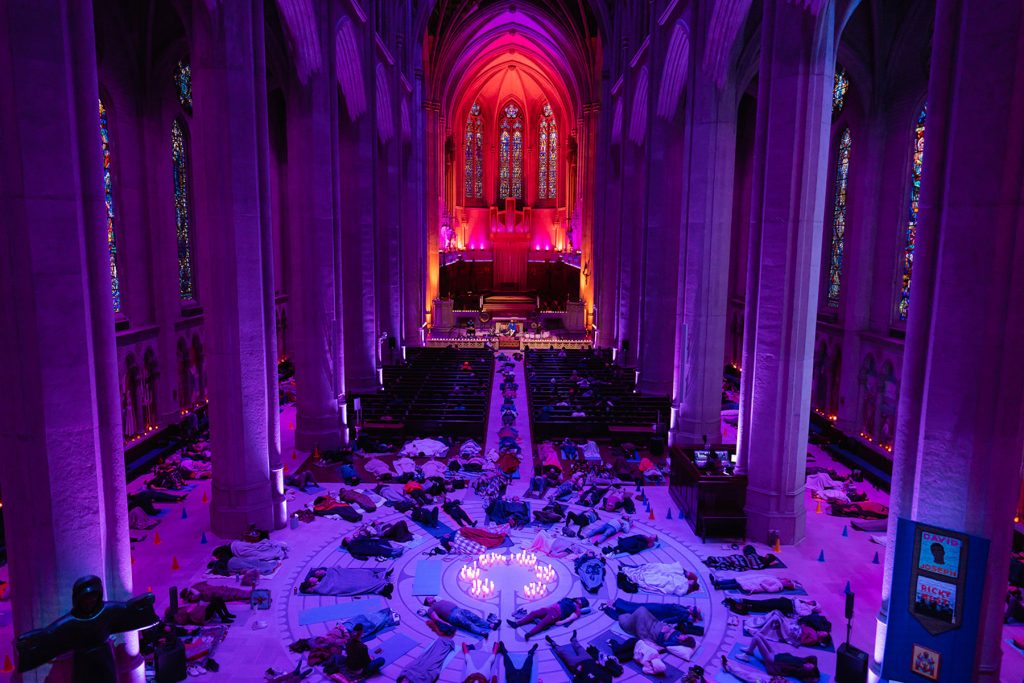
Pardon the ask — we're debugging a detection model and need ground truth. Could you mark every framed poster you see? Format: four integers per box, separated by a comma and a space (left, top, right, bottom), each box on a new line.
909, 523, 968, 634
911, 643, 941, 680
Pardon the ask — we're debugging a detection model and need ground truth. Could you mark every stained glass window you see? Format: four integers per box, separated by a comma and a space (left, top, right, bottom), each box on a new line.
897, 105, 926, 321
175, 60, 192, 114
832, 65, 849, 115
464, 103, 483, 200
826, 128, 852, 308
99, 98, 122, 313
172, 120, 195, 300
499, 103, 522, 200
538, 103, 557, 200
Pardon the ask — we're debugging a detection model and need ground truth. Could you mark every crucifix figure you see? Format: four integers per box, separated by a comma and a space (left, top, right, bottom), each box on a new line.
16, 575, 158, 682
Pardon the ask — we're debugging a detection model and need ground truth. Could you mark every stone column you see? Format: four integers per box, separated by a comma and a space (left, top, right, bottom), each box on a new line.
674, 2, 738, 444
0, 0, 140, 679
736, 0, 835, 544
288, 2, 341, 451
593, 79, 622, 346
872, 2, 1024, 679
424, 99, 442, 329
191, 0, 275, 536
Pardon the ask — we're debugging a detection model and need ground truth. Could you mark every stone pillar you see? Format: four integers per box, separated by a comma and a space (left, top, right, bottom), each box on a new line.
578, 103, 600, 323
637, 26, 681, 396
594, 80, 622, 346
736, 0, 835, 544
0, 0, 140, 678
872, 2, 1024, 680
191, 0, 275, 536
424, 100, 442, 329
674, 2, 738, 444
288, 3, 341, 451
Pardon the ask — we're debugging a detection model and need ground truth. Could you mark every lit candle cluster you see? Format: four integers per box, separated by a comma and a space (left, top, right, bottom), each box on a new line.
469, 578, 495, 599
459, 563, 481, 582
522, 581, 548, 599
534, 563, 556, 583
510, 551, 537, 567
477, 552, 504, 569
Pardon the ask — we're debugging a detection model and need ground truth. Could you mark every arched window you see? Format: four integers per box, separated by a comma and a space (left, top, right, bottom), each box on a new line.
99, 98, 122, 313
172, 119, 195, 301
499, 103, 523, 200
175, 60, 192, 114
832, 65, 849, 115
826, 128, 852, 307
464, 103, 483, 200
897, 105, 926, 321
538, 103, 557, 200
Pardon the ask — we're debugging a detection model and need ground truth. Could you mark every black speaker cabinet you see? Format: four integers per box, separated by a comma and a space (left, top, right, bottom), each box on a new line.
836, 642, 869, 683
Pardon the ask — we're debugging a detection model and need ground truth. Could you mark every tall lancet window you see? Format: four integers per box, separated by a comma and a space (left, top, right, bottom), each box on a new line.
832, 65, 849, 115
499, 103, 523, 200
99, 99, 122, 313
175, 60, 192, 114
464, 103, 483, 199
538, 103, 557, 200
172, 119, 195, 301
826, 128, 852, 308
897, 105, 926, 321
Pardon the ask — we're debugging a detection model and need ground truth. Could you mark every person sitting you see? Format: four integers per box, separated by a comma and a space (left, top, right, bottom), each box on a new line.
421, 597, 496, 638
601, 533, 657, 556
733, 634, 821, 681
339, 624, 383, 678
506, 597, 589, 640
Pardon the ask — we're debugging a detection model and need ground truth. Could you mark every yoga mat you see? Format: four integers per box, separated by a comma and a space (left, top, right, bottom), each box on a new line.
724, 586, 808, 597
298, 597, 387, 625
742, 620, 835, 652
374, 632, 419, 666
414, 518, 456, 539
504, 651, 540, 683
725, 642, 832, 683
411, 559, 444, 595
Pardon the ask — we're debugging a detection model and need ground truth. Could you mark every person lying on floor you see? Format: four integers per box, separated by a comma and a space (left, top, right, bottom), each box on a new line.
719, 654, 787, 683
611, 606, 698, 649
410, 503, 442, 528
703, 545, 783, 572
433, 524, 511, 555
828, 500, 888, 519
544, 630, 618, 682
731, 634, 821, 681
578, 485, 611, 507
581, 514, 632, 544
284, 471, 318, 493
600, 598, 704, 635
606, 636, 671, 676
299, 566, 395, 598
602, 533, 657, 556
460, 641, 499, 683
533, 500, 567, 525
312, 491, 363, 522
746, 610, 832, 648
711, 574, 802, 595
128, 489, 186, 516
599, 487, 636, 514
440, 496, 476, 527
344, 519, 414, 544
618, 562, 700, 596
339, 608, 400, 638
180, 581, 252, 604
506, 597, 589, 639
335, 486, 377, 512
563, 509, 600, 537
340, 534, 404, 560
528, 528, 583, 558
207, 543, 285, 576
165, 595, 236, 626
420, 597, 498, 638
723, 596, 821, 617
496, 641, 538, 683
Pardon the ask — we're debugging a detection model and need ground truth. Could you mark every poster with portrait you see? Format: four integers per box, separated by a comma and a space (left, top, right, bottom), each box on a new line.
917, 530, 963, 579
913, 576, 957, 624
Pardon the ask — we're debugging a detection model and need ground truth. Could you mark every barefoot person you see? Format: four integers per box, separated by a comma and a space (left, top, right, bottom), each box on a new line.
506, 597, 588, 640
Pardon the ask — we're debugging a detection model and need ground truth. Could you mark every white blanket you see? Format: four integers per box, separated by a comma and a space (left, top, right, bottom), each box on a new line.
399, 438, 449, 458
621, 562, 695, 596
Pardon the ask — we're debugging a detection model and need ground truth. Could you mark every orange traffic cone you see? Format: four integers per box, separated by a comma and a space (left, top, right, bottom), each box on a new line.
147, 586, 153, 593
171, 556, 181, 571
153, 531, 162, 545
3, 654, 14, 673
289, 421, 295, 430
815, 500, 822, 514
202, 490, 209, 504
292, 450, 297, 460
648, 508, 655, 521
283, 464, 289, 473
773, 538, 782, 553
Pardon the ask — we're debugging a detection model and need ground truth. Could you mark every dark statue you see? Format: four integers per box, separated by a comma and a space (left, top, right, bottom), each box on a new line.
16, 575, 158, 681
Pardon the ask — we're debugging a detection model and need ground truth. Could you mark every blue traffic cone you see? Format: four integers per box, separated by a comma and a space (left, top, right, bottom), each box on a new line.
872, 551, 880, 565
679, 508, 685, 519
666, 509, 672, 520
817, 549, 826, 562
200, 531, 208, 545
181, 507, 188, 520
844, 581, 851, 594
841, 525, 848, 537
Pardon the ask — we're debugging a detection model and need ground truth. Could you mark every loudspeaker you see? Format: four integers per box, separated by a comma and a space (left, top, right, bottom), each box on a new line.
845, 591, 855, 619
154, 638, 187, 682
388, 337, 396, 349
622, 339, 630, 352
835, 642, 869, 683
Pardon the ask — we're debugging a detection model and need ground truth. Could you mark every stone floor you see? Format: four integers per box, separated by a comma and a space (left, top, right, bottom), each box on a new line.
0, 360, 1021, 681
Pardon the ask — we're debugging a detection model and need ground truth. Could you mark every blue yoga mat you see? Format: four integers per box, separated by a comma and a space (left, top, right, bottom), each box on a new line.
298, 597, 386, 625
412, 559, 444, 595
504, 652, 539, 683
414, 518, 456, 539
373, 632, 419, 666
724, 642, 832, 683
